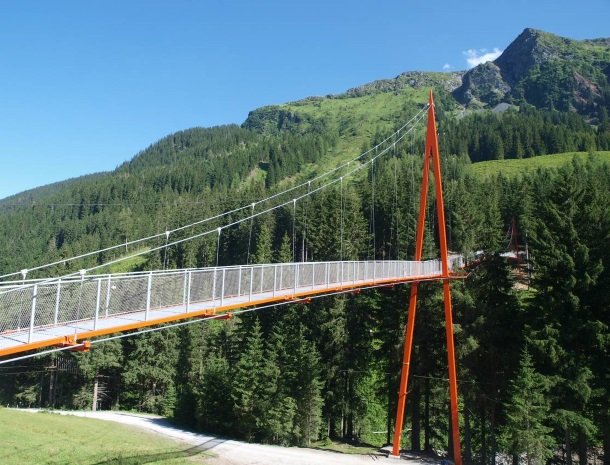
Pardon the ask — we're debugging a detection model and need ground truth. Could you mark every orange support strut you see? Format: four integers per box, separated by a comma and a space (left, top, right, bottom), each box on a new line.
391, 91, 462, 465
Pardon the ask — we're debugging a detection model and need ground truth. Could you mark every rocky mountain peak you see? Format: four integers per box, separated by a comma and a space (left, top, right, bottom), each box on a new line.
453, 28, 610, 119
495, 28, 567, 85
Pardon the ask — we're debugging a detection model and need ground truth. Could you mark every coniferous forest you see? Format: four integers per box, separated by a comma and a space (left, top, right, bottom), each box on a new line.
1, 28, 610, 465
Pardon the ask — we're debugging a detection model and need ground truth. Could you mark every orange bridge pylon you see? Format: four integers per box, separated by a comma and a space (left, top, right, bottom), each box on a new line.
391, 91, 462, 465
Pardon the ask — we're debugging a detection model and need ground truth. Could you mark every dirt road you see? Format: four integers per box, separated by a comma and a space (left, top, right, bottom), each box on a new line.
31, 410, 417, 465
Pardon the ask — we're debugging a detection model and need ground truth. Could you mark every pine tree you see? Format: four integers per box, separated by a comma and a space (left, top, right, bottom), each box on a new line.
502, 349, 554, 465
292, 325, 323, 446
260, 328, 297, 444
276, 232, 293, 263
231, 320, 263, 440
122, 328, 179, 414
73, 339, 123, 410
253, 221, 273, 264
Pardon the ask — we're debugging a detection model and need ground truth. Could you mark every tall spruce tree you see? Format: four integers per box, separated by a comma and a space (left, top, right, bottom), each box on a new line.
502, 350, 554, 465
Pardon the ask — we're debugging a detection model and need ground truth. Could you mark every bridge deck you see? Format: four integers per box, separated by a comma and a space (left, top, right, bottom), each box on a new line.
0, 258, 463, 357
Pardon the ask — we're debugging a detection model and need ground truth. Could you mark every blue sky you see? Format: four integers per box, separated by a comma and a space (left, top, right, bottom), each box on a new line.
1, 0, 608, 199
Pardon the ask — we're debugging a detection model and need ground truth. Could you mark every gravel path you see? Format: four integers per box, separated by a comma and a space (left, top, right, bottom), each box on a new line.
21, 410, 417, 465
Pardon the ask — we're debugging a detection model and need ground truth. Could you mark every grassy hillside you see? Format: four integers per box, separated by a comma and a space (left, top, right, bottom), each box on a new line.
0, 409, 208, 465
243, 72, 461, 187
469, 151, 610, 177
277, 88, 425, 182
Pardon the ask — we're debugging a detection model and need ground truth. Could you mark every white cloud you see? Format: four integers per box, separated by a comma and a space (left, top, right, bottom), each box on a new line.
463, 48, 503, 68
442, 63, 452, 70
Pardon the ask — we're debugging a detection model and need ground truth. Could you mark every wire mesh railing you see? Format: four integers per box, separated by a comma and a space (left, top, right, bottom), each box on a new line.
0, 257, 464, 344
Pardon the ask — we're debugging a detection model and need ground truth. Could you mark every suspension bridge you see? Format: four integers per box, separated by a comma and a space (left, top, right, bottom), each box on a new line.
0, 92, 466, 462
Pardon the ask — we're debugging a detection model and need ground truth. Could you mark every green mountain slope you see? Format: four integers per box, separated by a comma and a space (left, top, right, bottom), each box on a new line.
2, 28, 610, 278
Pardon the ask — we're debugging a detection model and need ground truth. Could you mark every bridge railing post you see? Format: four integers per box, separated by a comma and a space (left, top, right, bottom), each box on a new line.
182, 270, 188, 306
53, 279, 61, 325
105, 276, 111, 317
311, 263, 315, 290
238, 266, 242, 297
145, 272, 152, 321
185, 270, 192, 312
212, 268, 217, 306
220, 269, 226, 307
28, 284, 38, 343
94, 278, 101, 330
260, 265, 264, 294
249, 266, 254, 302
273, 265, 278, 297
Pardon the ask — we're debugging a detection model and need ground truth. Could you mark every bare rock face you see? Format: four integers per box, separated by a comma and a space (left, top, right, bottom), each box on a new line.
494, 28, 553, 85
453, 62, 511, 107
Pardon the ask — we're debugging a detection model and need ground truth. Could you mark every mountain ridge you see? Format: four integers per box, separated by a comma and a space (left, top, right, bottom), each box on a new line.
455, 28, 610, 117
3, 27, 610, 207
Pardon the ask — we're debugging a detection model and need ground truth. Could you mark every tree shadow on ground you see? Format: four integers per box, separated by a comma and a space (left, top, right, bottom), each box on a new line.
308, 439, 386, 458
91, 437, 226, 465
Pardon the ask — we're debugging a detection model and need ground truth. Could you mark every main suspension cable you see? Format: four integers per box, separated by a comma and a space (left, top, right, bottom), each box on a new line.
0, 105, 429, 282
0, 107, 429, 296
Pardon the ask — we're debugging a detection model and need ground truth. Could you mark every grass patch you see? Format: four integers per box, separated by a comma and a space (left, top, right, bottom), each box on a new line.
469, 151, 610, 178
103, 248, 150, 274
0, 409, 210, 465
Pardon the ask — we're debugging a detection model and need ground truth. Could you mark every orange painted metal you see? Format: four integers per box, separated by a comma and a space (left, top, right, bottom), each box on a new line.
391, 91, 462, 465
0, 272, 459, 359
391, 93, 432, 456
443, 280, 461, 464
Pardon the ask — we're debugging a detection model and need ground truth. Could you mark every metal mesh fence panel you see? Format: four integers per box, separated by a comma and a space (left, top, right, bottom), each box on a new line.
0, 287, 30, 333
190, 269, 214, 304
107, 276, 148, 317
278, 264, 293, 291
262, 266, 275, 293
33, 283, 60, 328
150, 273, 184, 310
250, 267, 261, 295
313, 263, 325, 286
223, 269, 239, 301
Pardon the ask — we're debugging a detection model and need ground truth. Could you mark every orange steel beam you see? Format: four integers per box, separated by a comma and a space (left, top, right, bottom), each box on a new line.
391, 91, 462, 465
391, 93, 431, 456
0, 272, 461, 359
